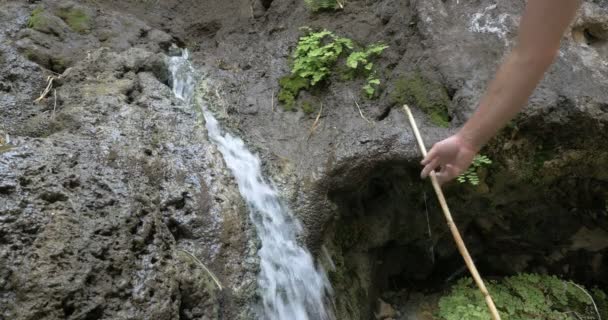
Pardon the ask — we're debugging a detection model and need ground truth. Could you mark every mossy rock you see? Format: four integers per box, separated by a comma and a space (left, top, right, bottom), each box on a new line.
278, 75, 309, 111
326, 246, 366, 320
438, 273, 608, 320
28, 7, 48, 30
301, 100, 316, 114
392, 73, 450, 127
56, 7, 92, 34
28, 6, 68, 36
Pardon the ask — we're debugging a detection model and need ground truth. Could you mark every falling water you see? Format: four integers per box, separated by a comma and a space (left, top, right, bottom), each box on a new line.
168, 50, 333, 320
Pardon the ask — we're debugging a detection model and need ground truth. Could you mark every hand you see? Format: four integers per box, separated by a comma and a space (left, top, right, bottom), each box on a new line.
420, 134, 478, 185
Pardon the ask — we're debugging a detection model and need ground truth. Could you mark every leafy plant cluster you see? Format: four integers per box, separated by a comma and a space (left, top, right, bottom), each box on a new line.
457, 154, 492, 186
346, 44, 387, 97
279, 29, 388, 111
304, 0, 343, 12
438, 273, 607, 320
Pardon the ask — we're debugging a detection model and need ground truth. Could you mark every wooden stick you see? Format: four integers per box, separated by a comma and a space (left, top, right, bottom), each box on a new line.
403, 105, 502, 320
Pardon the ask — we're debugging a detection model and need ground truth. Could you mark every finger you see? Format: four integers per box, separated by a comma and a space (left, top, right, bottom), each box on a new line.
421, 158, 440, 178
421, 144, 440, 165
436, 164, 459, 185
434, 169, 447, 185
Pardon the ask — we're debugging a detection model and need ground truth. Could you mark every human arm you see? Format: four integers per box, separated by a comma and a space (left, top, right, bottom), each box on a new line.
421, 0, 581, 184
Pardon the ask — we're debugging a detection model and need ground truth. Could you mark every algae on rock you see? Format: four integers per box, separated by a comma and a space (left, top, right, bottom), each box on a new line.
56, 7, 92, 34
391, 73, 451, 127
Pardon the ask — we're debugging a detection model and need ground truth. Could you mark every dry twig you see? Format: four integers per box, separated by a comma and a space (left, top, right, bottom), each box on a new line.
563, 311, 584, 320
271, 90, 275, 112
34, 68, 71, 104
569, 281, 602, 320
177, 249, 223, 291
34, 76, 56, 103
52, 89, 57, 120
423, 191, 435, 265
353, 99, 372, 124
348, 91, 371, 124
307, 103, 323, 140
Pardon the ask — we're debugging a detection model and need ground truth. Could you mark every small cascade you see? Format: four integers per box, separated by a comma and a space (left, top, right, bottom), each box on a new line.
168, 50, 333, 320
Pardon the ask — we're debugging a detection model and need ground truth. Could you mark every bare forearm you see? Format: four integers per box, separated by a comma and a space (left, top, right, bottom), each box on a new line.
458, 49, 553, 150
457, 0, 581, 151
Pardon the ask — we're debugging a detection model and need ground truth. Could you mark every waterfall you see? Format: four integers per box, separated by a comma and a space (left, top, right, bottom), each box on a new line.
168, 50, 333, 320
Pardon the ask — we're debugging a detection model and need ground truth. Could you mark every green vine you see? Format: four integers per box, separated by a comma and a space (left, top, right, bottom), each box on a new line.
457, 154, 492, 186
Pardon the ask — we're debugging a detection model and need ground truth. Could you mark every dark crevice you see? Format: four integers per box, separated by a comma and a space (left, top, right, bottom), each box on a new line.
39, 190, 68, 203
0, 184, 16, 194
82, 305, 104, 320
445, 84, 456, 101
260, 0, 274, 10
325, 158, 608, 319
583, 27, 608, 47
375, 105, 392, 121
166, 217, 194, 241
185, 21, 222, 39
62, 294, 76, 318
126, 82, 141, 104
573, 23, 608, 49
165, 192, 188, 210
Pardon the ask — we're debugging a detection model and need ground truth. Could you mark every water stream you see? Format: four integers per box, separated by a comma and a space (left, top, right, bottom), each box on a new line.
168, 50, 333, 320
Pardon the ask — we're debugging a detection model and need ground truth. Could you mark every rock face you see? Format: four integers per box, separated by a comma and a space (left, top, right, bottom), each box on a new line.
1, 0, 608, 319
1, 1, 256, 319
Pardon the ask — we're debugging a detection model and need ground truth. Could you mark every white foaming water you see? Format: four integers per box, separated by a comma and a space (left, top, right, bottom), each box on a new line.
169, 50, 333, 320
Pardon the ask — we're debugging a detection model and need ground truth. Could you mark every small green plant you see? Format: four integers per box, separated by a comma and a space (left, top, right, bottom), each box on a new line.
457, 154, 492, 185
291, 30, 354, 85
346, 43, 388, 98
279, 28, 387, 111
438, 274, 607, 320
304, 0, 343, 12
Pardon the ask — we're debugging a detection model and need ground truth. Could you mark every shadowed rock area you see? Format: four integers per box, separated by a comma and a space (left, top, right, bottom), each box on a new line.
1, 0, 607, 319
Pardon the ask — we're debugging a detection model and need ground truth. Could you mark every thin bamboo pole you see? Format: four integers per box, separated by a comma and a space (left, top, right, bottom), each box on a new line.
403, 105, 501, 320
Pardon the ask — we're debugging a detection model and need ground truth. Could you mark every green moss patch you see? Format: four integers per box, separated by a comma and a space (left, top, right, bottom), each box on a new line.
278, 75, 310, 111
438, 273, 607, 320
301, 100, 316, 114
57, 7, 92, 34
392, 73, 450, 127
28, 7, 50, 31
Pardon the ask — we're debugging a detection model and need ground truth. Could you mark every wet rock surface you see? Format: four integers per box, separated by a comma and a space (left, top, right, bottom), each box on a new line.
1, 1, 255, 319
1, 0, 608, 319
